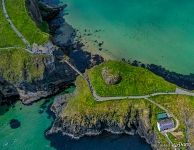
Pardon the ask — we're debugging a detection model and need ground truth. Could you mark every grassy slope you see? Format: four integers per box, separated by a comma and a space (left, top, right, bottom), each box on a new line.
62, 61, 194, 149
89, 61, 176, 96
62, 76, 193, 149
0, 48, 47, 82
0, 1, 24, 47
5, 0, 49, 45
0, 0, 50, 82
153, 95, 194, 145
62, 76, 146, 125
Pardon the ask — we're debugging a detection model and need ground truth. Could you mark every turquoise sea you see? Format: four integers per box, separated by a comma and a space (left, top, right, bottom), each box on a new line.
62, 0, 194, 74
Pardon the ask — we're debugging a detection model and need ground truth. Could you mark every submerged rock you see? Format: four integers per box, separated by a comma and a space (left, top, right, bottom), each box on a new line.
9, 119, 21, 129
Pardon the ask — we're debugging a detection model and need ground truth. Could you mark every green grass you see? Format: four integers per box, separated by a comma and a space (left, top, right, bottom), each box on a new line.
0, 1, 24, 47
62, 75, 147, 125
61, 76, 190, 149
38, 21, 49, 33
61, 61, 194, 149
88, 61, 176, 97
5, 0, 49, 45
150, 95, 194, 149
0, 48, 47, 82
0, 0, 50, 82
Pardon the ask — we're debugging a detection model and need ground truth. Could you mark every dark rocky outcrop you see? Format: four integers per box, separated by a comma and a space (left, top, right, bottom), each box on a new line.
47, 94, 162, 150
101, 67, 122, 85
0, 77, 19, 105
38, 1, 67, 21
147, 64, 194, 90
17, 51, 76, 104
9, 119, 21, 129
26, 0, 43, 24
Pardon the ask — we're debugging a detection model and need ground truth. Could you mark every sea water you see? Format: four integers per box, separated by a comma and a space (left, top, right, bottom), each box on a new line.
62, 0, 194, 74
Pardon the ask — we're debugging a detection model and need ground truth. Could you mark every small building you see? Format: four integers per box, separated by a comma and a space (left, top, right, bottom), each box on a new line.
157, 112, 168, 120
157, 118, 175, 132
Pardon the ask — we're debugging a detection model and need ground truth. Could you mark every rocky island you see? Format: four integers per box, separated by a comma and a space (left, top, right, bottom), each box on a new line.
0, 0, 194, 150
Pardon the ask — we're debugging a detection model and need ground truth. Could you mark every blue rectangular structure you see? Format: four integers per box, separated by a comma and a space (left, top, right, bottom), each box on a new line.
157, 118, 175, 132
157, 112, 168, 120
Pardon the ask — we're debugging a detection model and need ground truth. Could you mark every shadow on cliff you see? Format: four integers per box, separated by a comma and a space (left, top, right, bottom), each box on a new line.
0, 77, 19, 115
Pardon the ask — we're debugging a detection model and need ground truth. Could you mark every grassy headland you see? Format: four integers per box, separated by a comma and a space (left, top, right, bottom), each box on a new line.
60, 61, 194, 149
88, 61, 176, 96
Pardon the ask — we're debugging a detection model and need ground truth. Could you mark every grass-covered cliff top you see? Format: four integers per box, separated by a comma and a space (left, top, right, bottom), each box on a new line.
0, 1, 24, 47
88, 61, 176, 96
0, 0, 50, 82
61, 61, 194, 149
0, 0, 49, 48
0, 48, 47, 82
61, 76, 194, 149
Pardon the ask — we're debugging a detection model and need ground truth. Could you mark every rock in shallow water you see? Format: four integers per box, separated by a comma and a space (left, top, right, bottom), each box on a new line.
9, 119, 21, 129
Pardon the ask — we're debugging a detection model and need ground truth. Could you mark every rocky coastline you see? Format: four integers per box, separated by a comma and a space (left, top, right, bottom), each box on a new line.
46, 92, 161, 150
0, 0, 103, 105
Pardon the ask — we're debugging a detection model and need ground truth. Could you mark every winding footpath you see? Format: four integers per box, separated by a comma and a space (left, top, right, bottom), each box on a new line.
64, 59, 194, 149
2, 0, 32, 53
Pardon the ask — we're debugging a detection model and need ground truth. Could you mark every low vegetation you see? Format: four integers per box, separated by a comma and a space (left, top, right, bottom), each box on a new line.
0, 1, 24, 47
88, 61, 176, 97
153, 95, 194, 148
62, 76, 137, 118
0, 0, 49, 47
0, 48, 47, 82
61, 61, 194, 149
62, 76, 193, 149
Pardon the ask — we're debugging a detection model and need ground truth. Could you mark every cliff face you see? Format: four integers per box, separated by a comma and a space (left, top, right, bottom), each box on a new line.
0, 77, 19, 104
46, 75, 167, 150
0, 1, 103, 104
26, 0, 43, 24
48, 94, 161, 150
0, 48, 76, 104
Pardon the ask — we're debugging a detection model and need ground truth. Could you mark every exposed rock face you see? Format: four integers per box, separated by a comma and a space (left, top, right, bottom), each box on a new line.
3, 49, 76, 104
47, 96, 161, 149
26, 0, 43, 24
0, 77, 19, 104
38, 1, 67, 21
101, 67, 122, 85
32, 41, 57, 55
0, 0, 104, 105
50, 93, 74, 115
